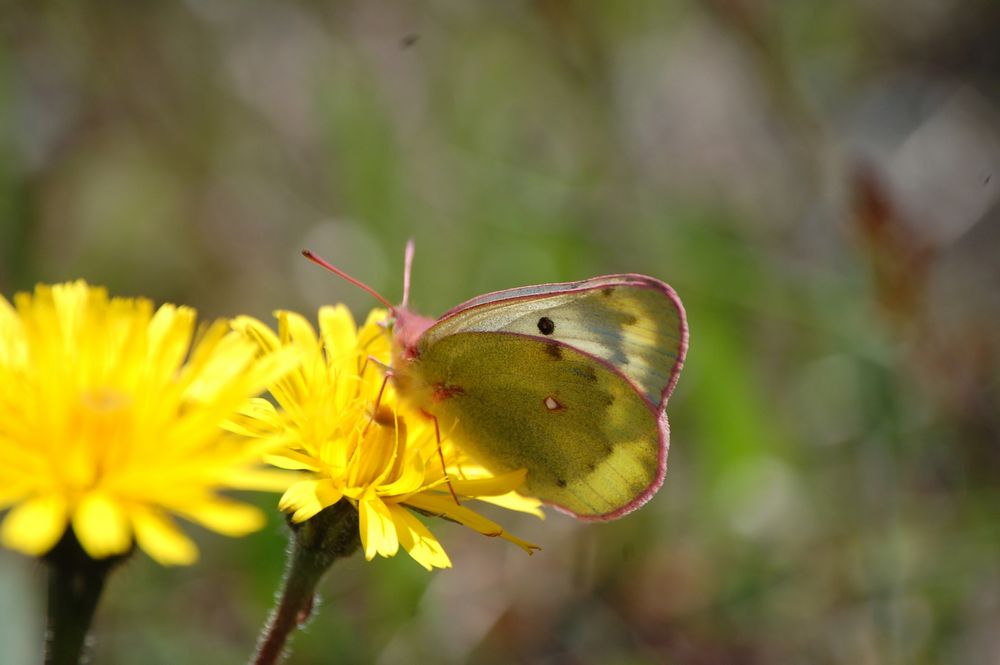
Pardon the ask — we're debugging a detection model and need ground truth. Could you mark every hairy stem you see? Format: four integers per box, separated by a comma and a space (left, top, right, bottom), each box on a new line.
252, 501, 361, 665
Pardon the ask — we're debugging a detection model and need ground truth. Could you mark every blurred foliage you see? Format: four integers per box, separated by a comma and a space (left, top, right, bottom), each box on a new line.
2, 1, 1000, 663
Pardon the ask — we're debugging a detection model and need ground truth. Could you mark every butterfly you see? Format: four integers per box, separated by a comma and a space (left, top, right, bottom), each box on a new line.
304, 242, 688, 520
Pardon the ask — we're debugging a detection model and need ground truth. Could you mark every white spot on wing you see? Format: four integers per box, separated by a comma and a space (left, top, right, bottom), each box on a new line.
544, 395, 562, 411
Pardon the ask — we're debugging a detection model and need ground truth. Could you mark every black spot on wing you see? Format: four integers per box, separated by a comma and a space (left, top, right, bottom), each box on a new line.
556, 478, 567, 488
537, 317, 555, 335
545, 343, 563, 360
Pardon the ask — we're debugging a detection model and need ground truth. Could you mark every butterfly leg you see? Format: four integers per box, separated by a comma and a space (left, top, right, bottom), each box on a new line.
361, 355, 394, 436
420, 409, 461, 506
360, 353, 391, 379
359, 358, 460, 506
362, 369, 393, 437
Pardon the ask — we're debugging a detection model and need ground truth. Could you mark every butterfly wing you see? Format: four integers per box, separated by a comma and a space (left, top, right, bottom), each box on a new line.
424, 275, 687, 407
409, 331, 667, 519
401, 275, 687, 519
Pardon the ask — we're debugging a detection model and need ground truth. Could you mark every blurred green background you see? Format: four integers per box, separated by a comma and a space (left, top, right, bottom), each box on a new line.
2, 1, 999, 663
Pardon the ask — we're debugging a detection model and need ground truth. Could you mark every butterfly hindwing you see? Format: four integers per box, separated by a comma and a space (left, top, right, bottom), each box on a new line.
408, 331, 667, 519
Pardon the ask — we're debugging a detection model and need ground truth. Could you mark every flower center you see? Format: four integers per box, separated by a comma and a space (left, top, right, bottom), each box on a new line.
80, 388, 131, 413
64, 388, 135, 490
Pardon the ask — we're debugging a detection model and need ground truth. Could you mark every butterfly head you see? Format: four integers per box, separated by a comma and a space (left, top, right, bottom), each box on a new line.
389, 306, 434, 361
302, 243, 434, 362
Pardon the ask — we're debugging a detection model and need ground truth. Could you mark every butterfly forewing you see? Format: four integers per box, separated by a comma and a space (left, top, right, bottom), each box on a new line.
423, 275, 687, 407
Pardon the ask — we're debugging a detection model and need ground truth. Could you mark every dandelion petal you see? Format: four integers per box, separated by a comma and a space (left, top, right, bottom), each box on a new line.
0, 494, 68, 556
359, 497, 398, 560
279, 480, 324, 522
175, 497, 265, 536
389, 504, 451, 570
318, 305, 357, 354
132, 507, 197, 566
74, 493, 131, 559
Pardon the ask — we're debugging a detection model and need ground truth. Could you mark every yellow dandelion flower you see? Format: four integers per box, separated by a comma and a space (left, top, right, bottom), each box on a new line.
232, 306, 542, 571
0, 281, 296, 565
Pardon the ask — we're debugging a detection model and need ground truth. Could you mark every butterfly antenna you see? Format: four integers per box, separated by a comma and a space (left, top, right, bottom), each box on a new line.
402, 239, 415, 309
302, 250, 396, 312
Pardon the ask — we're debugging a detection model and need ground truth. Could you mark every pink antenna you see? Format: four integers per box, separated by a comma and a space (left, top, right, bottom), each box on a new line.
301, 250, 396, 312
402, 239, 415, 308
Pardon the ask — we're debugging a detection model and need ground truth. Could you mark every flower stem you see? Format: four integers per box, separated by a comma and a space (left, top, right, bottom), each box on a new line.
43, 532, 127, 665
252, 501, 361, 665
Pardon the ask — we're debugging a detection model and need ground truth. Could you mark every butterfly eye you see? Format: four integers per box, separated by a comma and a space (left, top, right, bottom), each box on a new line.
537, 317, 555, 335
